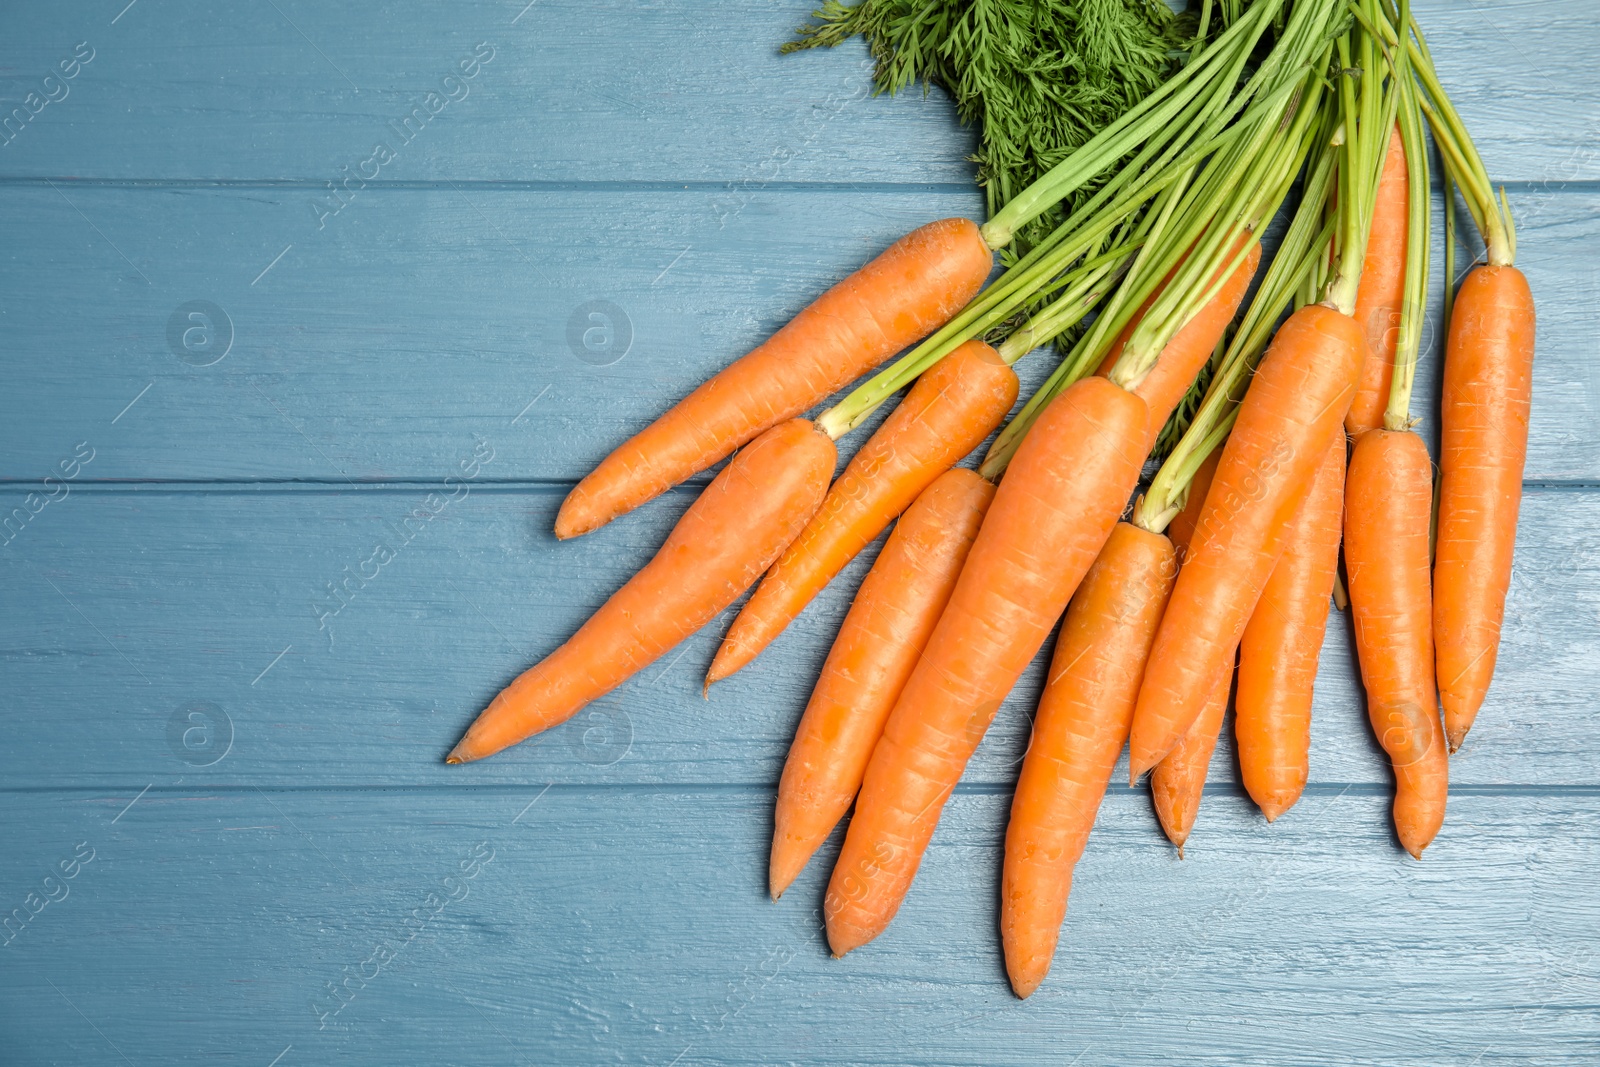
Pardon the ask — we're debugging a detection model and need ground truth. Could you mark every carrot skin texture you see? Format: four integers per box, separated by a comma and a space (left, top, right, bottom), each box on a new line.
710, 340, 1017, 684
1099, 238, 1262, 448
1235, 434, 1346, 821
556, 218, 993, 539
1150, 656, 1232, 852
825, 377, 1148, 957
769, 468, 994, 899
1129, 305, 1365, 780
1002, 523, 1175, 998
1346, 127, 1409, 435
448, 420, 835, 763
1346, 429, 1448, 858
1434, 265, 1536, 750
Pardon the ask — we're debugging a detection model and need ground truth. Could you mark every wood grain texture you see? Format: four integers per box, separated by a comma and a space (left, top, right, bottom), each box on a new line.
0, 1, 1591, 183
1, 485, 1595, 790
1, 1, 1597, 1062
0, 186, 1596, 482
0, 788, 1595, 1066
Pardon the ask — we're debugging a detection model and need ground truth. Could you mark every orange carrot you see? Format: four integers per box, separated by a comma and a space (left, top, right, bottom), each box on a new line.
1345, 428, 1447, 858
708, 340, 1017, 684
448, 420, 835, 763
1434, 265, 1536, 750
1346, 126, 1408, 435
1128, 304, 1365, 780
824, 376, 1148, 957
1098, 235, 1262, 448
555, 218, 992, 539
770, 468, 994, 899
1149, 656, 1232, 853
1234, 433, 1345, 821
1001, 522, 1174, 998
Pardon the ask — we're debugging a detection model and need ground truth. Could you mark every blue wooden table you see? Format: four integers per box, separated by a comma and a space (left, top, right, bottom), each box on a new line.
2, 2, 1597, 1063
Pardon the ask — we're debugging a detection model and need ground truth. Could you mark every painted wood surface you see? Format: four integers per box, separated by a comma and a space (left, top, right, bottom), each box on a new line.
2, 1, 1598, 1063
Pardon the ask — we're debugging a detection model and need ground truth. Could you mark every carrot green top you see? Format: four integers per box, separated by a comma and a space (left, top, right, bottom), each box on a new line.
1135, 94, 1342, 535
813, 0, 1306, 440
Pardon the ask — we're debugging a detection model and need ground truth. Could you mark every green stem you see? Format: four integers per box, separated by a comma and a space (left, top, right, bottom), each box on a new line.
979, 0, 1286, 249
1384, 0, 1429, 430
1137, 116, 1340, 529
1375, 1, 1514, 265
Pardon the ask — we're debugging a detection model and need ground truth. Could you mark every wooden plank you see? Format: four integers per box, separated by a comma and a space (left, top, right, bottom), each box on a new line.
0, 1, 1591, 184
2, 483, 1594, 790
0, 185, 1595, 483
0, 786, 1594, 1065
0, 0, 969, 184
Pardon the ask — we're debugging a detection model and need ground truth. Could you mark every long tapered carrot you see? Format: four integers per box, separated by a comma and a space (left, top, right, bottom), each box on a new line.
1346, 126, 1408, 435
1434, 265, 1535, 750
1128, 304, 1365, 780
825, 377, 1147, 957
708, 341, 1018, 685
770, 468, 994, 899
1390, 0, 1534, 753
1097, 236, 1262, 448
1001, 522, 1174, 998
1234, 432, 1346, 821
448, 420, 834, 763
1150, 656, 1231, 852
1345, 428, 1447, 857
555, 218, 993, 539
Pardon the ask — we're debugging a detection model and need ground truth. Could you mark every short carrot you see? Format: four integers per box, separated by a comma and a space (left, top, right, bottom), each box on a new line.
1149, 656, 1232, 853
1345, 125, 1408, 435
825, 376, 1148, 957
769, 468, 994, 899
1128, 304, 1365, 780
1434, 264, 1535, 750
1343, 50, 1448, 858
555, 218, 992, 539
708, 340, 1017, 685
1234, 432, 1346, 821
1001, 521, 1175, 997
1345, 428, 1447, 857
448, 420, 835, 763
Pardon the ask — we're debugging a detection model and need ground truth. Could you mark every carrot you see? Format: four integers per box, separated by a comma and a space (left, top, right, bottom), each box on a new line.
1128, 304, 1365, 781
1389, 2, 1534, 753
1345, 125, 1408, 435
1001, 521, 1174, 997
825, 376, 1147, 957
708, 340, 1017, 685
447, 420, 835, 763
1345, 428, 1447, 857
1234, 432, 1346, 821
1434, 265, 1535, 750
554, 218, 993, 539
1149, 656, 1232, 853
1097, 236, 1262, 448
770, 468, 994, 899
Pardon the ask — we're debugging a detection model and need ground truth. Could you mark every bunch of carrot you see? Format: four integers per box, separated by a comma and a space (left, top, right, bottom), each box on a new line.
446, 0, 1534, 1000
